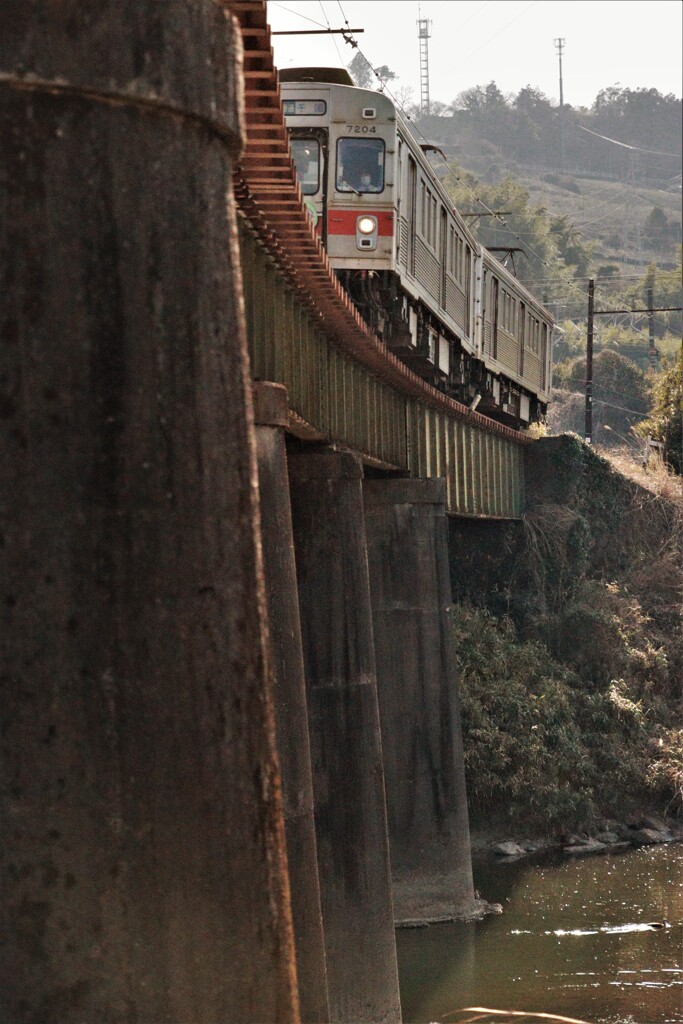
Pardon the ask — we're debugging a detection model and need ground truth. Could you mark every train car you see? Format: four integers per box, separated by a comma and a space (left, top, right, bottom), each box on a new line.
280, 68, 552, 426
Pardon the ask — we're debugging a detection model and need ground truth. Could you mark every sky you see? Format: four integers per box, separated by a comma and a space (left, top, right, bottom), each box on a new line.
268, 0, 683, 110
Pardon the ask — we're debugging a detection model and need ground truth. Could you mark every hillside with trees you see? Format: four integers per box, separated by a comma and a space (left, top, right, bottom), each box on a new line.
416, 82, 681, 270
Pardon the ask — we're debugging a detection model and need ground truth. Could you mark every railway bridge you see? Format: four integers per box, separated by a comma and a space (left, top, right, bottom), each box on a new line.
1, 3, 539, 1023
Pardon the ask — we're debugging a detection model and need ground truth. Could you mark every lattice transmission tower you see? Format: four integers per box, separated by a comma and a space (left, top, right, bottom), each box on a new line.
417, 13, 432, 115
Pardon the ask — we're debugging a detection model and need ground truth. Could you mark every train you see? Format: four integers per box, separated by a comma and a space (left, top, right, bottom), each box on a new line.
279, 68, 553, 427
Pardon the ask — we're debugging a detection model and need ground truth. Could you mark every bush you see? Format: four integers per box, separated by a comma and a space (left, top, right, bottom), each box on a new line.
453, 438, 683, 830
454, 604, 651, 830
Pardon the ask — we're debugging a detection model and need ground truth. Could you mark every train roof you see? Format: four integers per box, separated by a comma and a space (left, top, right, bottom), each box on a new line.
279, 67, 354, 87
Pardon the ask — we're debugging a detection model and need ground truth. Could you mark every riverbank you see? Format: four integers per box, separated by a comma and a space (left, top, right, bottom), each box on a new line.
472, 811, 683, 864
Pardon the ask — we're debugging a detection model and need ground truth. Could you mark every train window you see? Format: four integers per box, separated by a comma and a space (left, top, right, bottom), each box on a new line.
291, 138, 320, 195
336, 138, 385, 193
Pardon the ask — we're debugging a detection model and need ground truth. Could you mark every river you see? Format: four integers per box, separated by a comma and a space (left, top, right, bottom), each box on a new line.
397, 842, 683, 1023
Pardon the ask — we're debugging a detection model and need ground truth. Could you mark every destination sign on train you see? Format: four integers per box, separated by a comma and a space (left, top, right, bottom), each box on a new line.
283, 99, 327, 116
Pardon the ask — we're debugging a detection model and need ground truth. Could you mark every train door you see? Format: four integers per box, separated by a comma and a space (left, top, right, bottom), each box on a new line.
519, 302, 526, 378
396, 139, 403, 264
491, 275, 499, 360
481, 267, 487, 354
290, 128, 328, 245
407, 155, 416, 276
541, 322, 548, 391
465, 246, 472, 337
440, 208, 448, 309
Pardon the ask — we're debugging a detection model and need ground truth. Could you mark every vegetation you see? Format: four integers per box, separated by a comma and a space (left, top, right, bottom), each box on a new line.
635, 348, 683, 474
443, 167, 593, 295
417, 82, 681, 195
347, 52, 396, 90
452, 437, 682, 833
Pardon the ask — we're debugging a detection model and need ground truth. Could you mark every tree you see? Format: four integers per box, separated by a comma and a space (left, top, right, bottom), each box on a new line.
549, 214, 593, 277
445, 169, 573, 293
347, 52, 396, 90
554, 350, 651, 445
636, 350, 683, 474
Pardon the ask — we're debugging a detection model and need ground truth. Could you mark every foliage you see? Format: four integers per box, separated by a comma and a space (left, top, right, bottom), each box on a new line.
552, 317, 680, 373
432, 82, 682, 187
647, 728, 683, 815
444, 167, 592, 294
635, 348, 683, 474
453, 435, 683, 831
626, 255, 683, 340
548, 215, 592, 276
347, 52, 395, 90
552, 349, 650, 445
455, 603, 649, 829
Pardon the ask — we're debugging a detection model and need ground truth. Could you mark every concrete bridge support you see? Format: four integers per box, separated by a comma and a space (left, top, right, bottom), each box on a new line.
288, 451, 402, 1024
363, 479, 477, 924
253, 384, 330, 1024
0, 5, 299, 1023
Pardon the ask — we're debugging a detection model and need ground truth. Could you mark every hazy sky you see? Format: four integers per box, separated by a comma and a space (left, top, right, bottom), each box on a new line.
268, 1, 683, 110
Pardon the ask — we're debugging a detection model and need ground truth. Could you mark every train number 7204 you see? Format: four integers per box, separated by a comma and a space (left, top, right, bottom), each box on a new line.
345, 124, 377, 134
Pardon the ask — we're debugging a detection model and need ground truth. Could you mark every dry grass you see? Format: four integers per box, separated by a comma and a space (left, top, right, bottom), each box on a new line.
596, 443, 683, 504
443, 1009, 592, 1024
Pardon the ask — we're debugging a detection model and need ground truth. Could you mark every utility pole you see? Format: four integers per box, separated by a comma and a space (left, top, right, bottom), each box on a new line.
417, 12, 432, 115
554, 37, 566, 171
647, 286, 657, 369
585, 278, 594, 444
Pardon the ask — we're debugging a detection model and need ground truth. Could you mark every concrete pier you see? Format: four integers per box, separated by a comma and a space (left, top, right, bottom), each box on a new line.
0, 5, 298, 1022
289, 451, 402, 1024
254, 384, 330, 1024
363, 478, 477, 923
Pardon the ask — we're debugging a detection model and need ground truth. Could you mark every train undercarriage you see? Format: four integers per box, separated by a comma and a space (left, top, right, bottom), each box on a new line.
336, 268, 546, 429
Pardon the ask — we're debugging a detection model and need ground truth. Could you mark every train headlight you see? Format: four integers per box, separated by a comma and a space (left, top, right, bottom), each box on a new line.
356, 215, 378, 251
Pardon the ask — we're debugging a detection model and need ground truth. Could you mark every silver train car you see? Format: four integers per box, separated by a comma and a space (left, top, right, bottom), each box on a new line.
280, 68, 552, 426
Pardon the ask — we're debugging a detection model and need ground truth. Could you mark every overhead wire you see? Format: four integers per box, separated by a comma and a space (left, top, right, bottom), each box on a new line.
269, 1, 330, 29
445, 0, 538, 74
317, 1, 346, 66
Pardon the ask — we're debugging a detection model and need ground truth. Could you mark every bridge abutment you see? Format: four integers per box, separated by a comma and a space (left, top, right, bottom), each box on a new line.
288, 451, 403, 1024
363, 478, 477, 923
0, 6, 299, 1022
253, 384, 330, 1024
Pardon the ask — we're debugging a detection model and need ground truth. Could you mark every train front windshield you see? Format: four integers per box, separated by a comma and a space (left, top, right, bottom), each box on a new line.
336, 138, 385, 193
291, 138, 320, 195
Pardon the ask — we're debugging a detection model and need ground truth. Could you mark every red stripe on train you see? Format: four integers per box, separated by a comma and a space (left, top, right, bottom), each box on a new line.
327, 210, 395, 236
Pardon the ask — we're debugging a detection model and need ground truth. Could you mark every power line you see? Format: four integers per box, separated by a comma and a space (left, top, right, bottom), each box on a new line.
578, 124, 680, 159
270, 2, 330, 29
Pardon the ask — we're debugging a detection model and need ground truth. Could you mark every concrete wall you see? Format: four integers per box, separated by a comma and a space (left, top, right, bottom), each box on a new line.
253, 385, 330, 1024
289, 451, 403, 1024
0, 6, 299, 1022
364, 479, 477, 924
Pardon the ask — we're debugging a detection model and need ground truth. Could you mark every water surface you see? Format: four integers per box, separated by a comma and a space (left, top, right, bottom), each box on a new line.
397, 843, 683, 1023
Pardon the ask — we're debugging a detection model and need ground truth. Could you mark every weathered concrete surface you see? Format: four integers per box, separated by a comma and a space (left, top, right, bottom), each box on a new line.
0, 5, 299, 1023
364, 478, 477, 923
254, 384, 330, 1024
289, 451, 402, 1024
